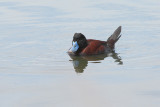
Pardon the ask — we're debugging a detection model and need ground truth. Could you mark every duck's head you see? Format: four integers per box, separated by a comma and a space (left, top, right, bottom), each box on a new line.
68, 33, 88, 55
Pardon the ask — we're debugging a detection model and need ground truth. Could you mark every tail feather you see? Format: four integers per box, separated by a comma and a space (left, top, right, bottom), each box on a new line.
107, 26, 121, 49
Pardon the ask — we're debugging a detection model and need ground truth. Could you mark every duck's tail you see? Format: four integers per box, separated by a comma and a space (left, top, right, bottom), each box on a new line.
106, 26, 121, 49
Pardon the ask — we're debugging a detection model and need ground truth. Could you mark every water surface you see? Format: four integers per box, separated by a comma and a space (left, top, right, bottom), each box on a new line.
0, 0, 160, 107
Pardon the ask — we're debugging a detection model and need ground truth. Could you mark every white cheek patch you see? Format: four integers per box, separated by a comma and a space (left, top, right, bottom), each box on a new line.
69, 41, 79, 53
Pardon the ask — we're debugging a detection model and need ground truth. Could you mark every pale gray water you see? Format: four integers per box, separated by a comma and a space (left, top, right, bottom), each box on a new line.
0, 0, 160, 107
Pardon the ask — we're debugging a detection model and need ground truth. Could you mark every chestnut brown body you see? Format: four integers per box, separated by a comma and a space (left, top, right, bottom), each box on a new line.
80, 39, 107, 55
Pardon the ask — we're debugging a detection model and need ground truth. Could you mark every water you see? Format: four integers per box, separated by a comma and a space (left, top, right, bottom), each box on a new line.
0, 0, 160, 107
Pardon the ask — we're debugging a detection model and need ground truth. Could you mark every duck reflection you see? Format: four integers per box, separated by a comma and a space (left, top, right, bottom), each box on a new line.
69, 52, 123, 73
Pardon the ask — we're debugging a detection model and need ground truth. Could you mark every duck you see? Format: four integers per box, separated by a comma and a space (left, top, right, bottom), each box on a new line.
68, 26, 122, 56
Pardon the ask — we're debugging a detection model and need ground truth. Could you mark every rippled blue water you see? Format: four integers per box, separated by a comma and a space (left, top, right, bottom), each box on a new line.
0, 0, 160, 107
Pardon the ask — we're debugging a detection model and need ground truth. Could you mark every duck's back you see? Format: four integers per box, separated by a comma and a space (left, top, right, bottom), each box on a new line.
80, 39, 107, 55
